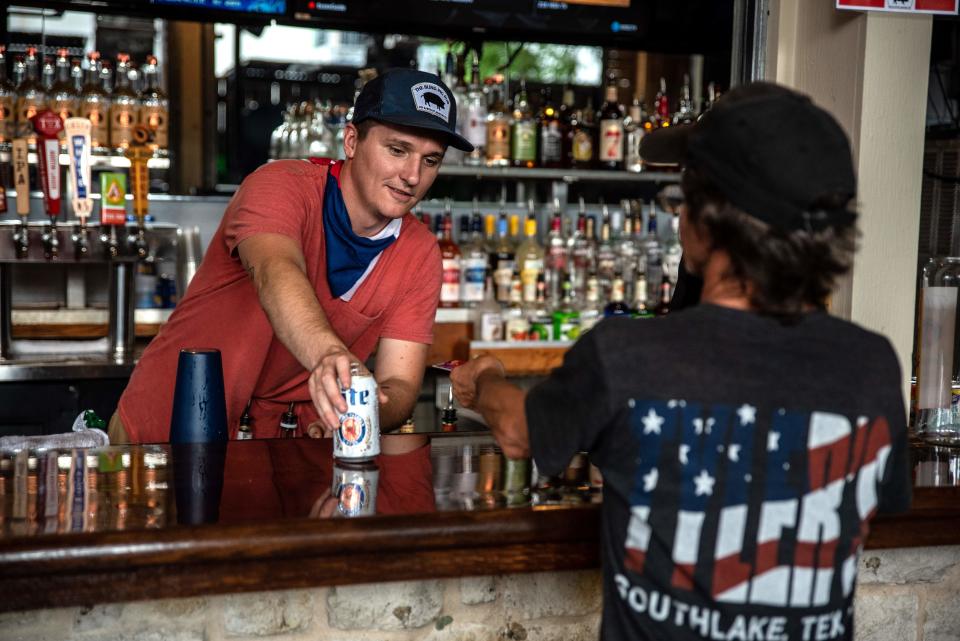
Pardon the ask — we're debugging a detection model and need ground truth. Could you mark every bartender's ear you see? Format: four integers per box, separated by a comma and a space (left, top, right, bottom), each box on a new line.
342, 122, 359, 159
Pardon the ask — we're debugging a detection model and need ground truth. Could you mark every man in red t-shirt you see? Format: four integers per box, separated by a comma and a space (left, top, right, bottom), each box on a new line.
113, 68, 474, 443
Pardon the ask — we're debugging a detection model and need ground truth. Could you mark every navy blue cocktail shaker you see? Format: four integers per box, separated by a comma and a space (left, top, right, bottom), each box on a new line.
169, 348, 229, 444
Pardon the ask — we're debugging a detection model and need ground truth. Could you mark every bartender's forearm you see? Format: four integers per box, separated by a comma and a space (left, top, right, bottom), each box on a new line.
475, 372, 530, 459
377, 376, 420, 431
249, 254, 343, 370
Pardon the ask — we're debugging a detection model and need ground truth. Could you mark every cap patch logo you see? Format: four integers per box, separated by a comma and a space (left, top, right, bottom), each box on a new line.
411, 82, 451, 123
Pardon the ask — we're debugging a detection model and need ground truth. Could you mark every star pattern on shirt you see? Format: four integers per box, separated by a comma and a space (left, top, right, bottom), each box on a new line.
693, 470, 716, 496
767, 431, 781, 452
693, 418, 715, 435
679, 444, 690, 465
737, 404, 757, 426
728, 444, 741, 462
643, 467, 659, 492
642, 409, 664, 435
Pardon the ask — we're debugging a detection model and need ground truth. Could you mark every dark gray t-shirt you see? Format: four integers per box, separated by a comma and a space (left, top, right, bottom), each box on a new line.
526, 305, 911, 641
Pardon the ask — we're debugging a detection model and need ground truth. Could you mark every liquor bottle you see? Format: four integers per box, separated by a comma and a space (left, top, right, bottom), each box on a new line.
673, 74, 696, 126
491, 212, 515, 304
579, 274, 603, 332
568, 106, 594, 170
16, 47, 46, 150
458, 211, 470, 245
510, 79, 537, 169
603, 276, 632, 317
484, 213, 497, 254
544, 203, 568, 309
460, 208, 488, 307
538, 87, 564, 169
0, 47, 15, 149
655, 274, 672, 316
567, 207, 587, 299
625, 99, 644, 173
509, 213, 521, 250
703, 82, 720, 114
595, 205, 619, 300
80, 52, 110, 153
552, 280, 581, 342
49, 49, 79, 138
598, 73, 625, 171
504, 272, 530, 341
558, 86, 575, 167
474, 277, 504, 341
138, 54, 169, 157
71, 57, 83, 94
41, 56, 55, 92
443, 51, 465, 165
643, 203, 663, 309
632, 271, 653, 319
527, 275, 554, 341
653, 77, 670, 129
110, 54, 138, 151
662, 214, 682, 288
485, 78, 511, 167
616, 201, 640, 303
517, 208, 544, 305
462, 51, 487, 166
439, 204, 462, 308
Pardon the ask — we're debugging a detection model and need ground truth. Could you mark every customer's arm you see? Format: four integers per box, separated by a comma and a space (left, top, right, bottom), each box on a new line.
451, 356, 530, 459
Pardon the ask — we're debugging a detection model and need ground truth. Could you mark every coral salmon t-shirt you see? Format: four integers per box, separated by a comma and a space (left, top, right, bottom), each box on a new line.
118, 159, 442, 443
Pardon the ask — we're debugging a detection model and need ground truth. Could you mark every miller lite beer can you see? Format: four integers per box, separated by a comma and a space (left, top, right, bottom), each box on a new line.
333, 363, 380, 461
331, 461, 379, 518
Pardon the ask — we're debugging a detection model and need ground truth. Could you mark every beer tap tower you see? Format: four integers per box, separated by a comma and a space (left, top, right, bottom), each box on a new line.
0, 113, 140, 363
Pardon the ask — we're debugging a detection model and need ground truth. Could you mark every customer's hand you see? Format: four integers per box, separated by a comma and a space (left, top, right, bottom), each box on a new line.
450, 355, 506, 409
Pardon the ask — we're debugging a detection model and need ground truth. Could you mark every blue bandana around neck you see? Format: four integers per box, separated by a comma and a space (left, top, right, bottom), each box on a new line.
323, 171, 398, 298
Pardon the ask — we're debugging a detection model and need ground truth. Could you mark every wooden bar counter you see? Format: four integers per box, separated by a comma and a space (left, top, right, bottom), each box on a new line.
0, 436, 957, 614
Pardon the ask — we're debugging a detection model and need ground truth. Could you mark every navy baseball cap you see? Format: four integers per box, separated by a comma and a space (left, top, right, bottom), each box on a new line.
352, 68, 474, 152
640, 82, 857, 232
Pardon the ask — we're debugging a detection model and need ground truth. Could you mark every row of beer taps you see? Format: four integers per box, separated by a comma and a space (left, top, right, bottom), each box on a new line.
7, 110, 153, 261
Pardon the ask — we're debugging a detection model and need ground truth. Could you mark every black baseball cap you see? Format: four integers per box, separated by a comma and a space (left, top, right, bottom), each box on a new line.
352, 68, 474, 152
640, 82, 857, 232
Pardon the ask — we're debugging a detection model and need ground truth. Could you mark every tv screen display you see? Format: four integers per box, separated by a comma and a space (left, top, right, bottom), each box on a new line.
151, 0, 286, 15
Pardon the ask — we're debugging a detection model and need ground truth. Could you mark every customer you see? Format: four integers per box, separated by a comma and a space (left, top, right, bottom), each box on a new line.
452, 82, 910, 641
115, 69, 473, 443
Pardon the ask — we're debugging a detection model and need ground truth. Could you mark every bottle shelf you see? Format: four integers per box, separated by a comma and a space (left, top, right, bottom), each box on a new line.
0, 150, 170, 170
437, 164, 680, 183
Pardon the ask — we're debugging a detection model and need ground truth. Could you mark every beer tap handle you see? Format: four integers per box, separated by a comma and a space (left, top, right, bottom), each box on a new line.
12, 138, 30, 258
30, 111, 64, 260
64, 118, 93, 258
125, 126, 152, 259
99, 172, 128, 258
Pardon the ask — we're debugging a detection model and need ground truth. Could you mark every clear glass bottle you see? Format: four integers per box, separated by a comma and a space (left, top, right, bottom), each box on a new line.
517, 208, 544, 305
138, 54, 169, 157
474, 276, 504, 341
49, 48, 79, 149
596, 205, 619, 300
544, 204, 569, 309
604, 276, 632, 317
16, 47, 46, 150
460, 206, 488, 307
439, 203, 462, 308
579, 274, 603, 332
109, 53, 137, 151
491, 211, 515, 304
462, 51, 487, 166
485, 78, 511, 167
443, 51, 465, 165
552, 280, 581, 342
673, 74, 696, 126
625, 99, 644, 173
663, 214, 683, 288
598, 73, 625, 171
643, 202, 663, 310
504, 272, 530, 341
511, 79, 537, 168
80, 52, 110, 154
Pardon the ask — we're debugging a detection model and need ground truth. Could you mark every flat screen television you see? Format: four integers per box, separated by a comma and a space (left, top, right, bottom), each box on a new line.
24, 0, 733, 52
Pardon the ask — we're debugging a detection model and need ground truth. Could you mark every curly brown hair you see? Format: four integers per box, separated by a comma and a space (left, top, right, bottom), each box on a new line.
681, 166, 859, 318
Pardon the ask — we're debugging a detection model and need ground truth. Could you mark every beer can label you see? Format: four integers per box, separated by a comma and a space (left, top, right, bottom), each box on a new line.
334, 373, 380, 460
332, 463, 379, 517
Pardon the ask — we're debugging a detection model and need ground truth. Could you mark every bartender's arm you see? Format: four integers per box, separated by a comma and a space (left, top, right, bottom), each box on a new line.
237, 232, 373, 431
451, 356, 529, 458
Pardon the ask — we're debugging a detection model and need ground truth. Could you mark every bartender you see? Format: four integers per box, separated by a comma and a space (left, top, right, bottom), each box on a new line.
112, 68, 473, 443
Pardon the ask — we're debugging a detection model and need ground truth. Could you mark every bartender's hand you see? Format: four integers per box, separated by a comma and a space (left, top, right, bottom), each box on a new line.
451, 355, 506, 409
307, 343, 389, 437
